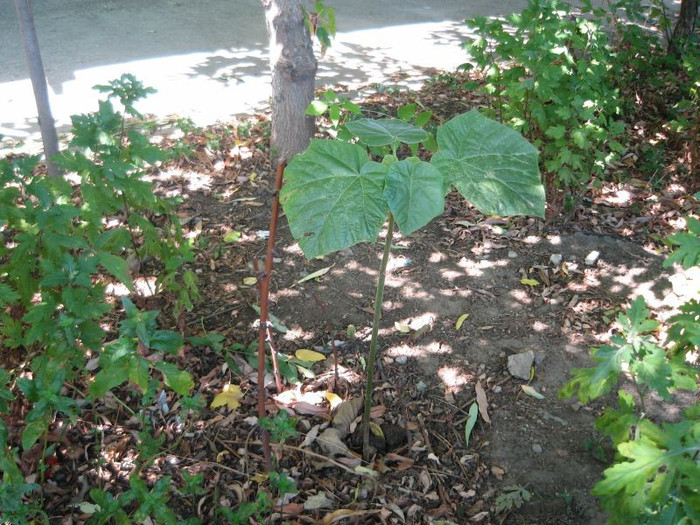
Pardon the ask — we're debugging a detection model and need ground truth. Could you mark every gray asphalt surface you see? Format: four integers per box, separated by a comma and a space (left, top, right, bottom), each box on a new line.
1, 0, 528, 149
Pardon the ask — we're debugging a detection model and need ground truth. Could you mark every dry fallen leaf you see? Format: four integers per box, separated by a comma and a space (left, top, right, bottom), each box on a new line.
333, 397, 363, 438
317, 427, 350, 457
521, 384, 545, 400
324, 391, 343, 409
520, 278, 539, 286
455, 313, 469, 330
210, 383, 243, 411
296, 265, 333, 285
475, 381, 491, 424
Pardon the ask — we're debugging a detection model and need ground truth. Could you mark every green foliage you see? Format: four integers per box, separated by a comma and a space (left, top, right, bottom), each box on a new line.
464, 0, 625, 189
560, 212, 700, 523
281, 109, 544, 259
306, 89, 362, 138
282, 107, 543, 458
89, 475, 184, 525
259, 410, 299, 443
665, 216, 700, 269
495, 485, 532, 514
304, 0, 336, 55
0, 76, 198, 520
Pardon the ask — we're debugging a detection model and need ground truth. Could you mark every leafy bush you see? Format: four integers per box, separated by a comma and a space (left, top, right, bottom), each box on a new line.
561, 194, 700, 523
0, 75, 197, 522
463, 0, 625, 189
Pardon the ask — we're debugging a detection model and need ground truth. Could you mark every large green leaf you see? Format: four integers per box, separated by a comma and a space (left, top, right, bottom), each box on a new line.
384, 158, 445, 235
345, 119, 428, 146
280, 139, 389, 259
431, 110, 545, 218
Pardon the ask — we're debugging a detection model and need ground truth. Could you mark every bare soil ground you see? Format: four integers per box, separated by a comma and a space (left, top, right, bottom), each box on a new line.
26, 75, 699, 524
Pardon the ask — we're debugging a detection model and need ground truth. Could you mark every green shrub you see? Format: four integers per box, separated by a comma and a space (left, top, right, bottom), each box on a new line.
561, 194, 700, 523
0, 75, 197, 521
463, 0, 625, 189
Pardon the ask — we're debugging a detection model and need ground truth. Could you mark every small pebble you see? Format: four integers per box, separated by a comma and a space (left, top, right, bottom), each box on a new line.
395, 355, 408, 365
549, 253, 563, 266
508, 250, 518, 259
416, 380, 427, 392
532, 443, 543, 454
585, 250, 600, 266
493, 386, 502, 394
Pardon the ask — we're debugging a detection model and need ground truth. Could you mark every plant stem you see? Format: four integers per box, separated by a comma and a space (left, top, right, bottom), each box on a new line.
256, 161, 286, 472
362, 213, 395, 462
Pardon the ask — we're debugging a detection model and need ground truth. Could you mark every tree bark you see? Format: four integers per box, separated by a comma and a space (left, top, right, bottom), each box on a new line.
262, 0, 317, 165
14, 0, 60, 177
670, 0, 698, 52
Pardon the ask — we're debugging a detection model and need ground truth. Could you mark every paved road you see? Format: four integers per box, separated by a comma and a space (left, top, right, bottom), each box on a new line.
1, 0, 528, 150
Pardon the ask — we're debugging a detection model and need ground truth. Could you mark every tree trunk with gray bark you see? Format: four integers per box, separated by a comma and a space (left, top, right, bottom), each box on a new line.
262, 0, 317, 165
669, 0, 698, 54
14, 0, 60, 177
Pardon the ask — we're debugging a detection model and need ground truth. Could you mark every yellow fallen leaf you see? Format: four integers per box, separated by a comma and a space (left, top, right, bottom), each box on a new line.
251, 472, 268, 483
295, 349, 326, 362
369, 422, 384, 438
210, 383, 243, 411
520, 278, 540, 286
325, 391, 343, 409
455, 313, 469, 331
242, 276, 257, 285
216, 450, 230, 462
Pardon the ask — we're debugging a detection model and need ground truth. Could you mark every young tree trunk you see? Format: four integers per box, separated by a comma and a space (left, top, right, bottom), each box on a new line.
669, 0, 698, 53
262, 0, 317, 165
14, 0, 60, 177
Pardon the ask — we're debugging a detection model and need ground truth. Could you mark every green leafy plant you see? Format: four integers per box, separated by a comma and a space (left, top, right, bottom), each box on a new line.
0, 75, 198, 519
495, 485, 532, 514
304, 0, 336, 55
463, 0, 625, 190
280, 109, 544, 458
306, 88, 362, 139
560, 198, 700, 522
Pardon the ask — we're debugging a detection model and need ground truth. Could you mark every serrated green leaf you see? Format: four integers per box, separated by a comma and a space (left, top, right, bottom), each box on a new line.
431, 110, 545, 218
280, 140, 389, 258
154, 361, 193, 395
149, 330, 183, 354
89, 360, 130, 398
545, 125, 566, 139
0, 284, 19, 307
384, 158, 445, 235
21, 418, 47, 450
664, 217, 700, 269
345, 118, 428, 146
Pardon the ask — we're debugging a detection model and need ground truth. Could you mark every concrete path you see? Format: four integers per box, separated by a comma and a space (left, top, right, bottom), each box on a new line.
1, 0, 527, 150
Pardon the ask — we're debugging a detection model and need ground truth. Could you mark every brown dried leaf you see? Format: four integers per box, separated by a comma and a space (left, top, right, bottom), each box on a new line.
475, 380, 491, 424
333, 397, 363, 438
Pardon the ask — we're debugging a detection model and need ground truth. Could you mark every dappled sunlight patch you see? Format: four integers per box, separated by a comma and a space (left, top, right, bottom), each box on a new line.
429, 251, 447, 264
281, 326, 317, 342
531, 320, 549, 332
105, 276, 158, 298
399, 283, 432, 300
438, 365, 474, 393
508, 288, 532, 305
